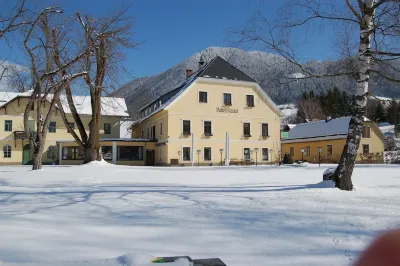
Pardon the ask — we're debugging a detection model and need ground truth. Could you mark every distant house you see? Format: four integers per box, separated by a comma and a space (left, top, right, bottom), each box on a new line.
281, 117, 385, 163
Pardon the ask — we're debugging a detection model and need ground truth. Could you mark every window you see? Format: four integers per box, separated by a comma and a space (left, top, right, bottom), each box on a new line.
262, 148, 269, 161
183, 120, 191, 135
47, 146, 56, 159
204, 121, 212, 136
362, 126, 371, 138
223, 93, 232, 105
204, 147, 212, 161
160, 121, 163, 136
104, 123, 111, 135
117, 146, 143, 161
199, 91, 208, 103
150, 125, 156, 140
3, 144, 11, 158
62, 147, 84, 160
102, 146, 112, 160
183, 147, 191, 161
243, 148, 251, 161
49, 121, 56, 133
141, 130, 144, 138
305, 146, 310, 156
67, 122, 75, 133
147, 128, 150, 138
153, 103, 157, 111
290, 147, 294, 157
327, 145, 333, 156
4, 120, 12, 132
363, 144, 370, 155
246, 95, 255, 107
261, 123, 269, 137
243, 123, 251, 137
30, 103, 34, 111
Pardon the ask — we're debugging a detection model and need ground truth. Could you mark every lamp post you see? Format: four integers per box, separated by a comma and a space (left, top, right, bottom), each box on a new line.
269, 149, 273, 165
254, 148, 259, 166
317, 147, 322, 167
197, 150, 201, 167
177, 151, 181, 165
219, 148, 224, 166
300, 148, 304, 162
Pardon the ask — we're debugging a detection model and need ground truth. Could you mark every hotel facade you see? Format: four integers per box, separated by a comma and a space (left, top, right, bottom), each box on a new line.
132, 56, 282, 166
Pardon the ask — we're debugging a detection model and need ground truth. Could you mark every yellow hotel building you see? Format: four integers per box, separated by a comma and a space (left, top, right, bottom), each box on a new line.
0, 91, 156, 165
132, 56, 282, 166
281, 117, 385, 163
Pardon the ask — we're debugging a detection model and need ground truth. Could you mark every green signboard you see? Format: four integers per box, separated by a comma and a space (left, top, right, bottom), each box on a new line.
281, 132, 289, 139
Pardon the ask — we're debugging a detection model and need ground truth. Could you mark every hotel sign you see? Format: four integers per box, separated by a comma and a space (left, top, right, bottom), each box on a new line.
216, 107, 238, 113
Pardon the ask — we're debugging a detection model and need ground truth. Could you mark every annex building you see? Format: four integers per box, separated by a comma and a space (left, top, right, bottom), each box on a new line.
132, 56, 282, 166
281, 117, 385, 163
0, 90, 155, 166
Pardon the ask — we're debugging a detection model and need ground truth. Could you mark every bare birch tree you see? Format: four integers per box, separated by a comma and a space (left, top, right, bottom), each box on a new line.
235, 0, 400, 190
57, 9, 136, 163
23, 8, 89, 170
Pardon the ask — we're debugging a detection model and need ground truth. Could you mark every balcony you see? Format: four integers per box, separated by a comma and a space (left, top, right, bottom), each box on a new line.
13, 131, 28, 140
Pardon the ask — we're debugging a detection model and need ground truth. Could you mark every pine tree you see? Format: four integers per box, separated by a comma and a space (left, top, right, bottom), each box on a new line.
387, 100, 400, 137
375, 101, 386, 123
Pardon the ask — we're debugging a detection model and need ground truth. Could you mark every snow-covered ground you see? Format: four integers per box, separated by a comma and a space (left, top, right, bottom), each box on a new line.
0, 164, 400, 266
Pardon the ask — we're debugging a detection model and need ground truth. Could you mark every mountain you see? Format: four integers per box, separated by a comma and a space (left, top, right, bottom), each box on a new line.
114, 47, 400, 118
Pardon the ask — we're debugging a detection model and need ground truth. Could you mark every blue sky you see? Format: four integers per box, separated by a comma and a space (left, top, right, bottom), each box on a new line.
1, 0, 336, 81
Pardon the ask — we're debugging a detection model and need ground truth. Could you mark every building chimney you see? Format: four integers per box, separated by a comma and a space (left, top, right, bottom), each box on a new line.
198, 54, 205, 69
185, 69, 193, 78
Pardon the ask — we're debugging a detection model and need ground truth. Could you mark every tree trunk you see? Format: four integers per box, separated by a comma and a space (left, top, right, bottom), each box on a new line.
332, 3, 373, 190
32, 134, 44, 170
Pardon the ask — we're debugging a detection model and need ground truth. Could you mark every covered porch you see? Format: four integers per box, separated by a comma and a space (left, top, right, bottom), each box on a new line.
56, 138, 157, 166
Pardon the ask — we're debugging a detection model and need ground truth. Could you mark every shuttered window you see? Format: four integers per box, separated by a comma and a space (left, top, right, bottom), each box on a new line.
362, 126, 371, 138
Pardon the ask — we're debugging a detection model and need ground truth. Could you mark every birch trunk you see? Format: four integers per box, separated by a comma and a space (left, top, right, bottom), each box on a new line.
333, 2, 374, 190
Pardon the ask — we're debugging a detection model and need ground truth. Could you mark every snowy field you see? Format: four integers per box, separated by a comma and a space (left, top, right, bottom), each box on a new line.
0, 164, 400, 266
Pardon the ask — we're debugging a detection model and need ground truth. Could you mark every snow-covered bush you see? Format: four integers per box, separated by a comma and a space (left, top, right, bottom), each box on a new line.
384, 151, 400, 164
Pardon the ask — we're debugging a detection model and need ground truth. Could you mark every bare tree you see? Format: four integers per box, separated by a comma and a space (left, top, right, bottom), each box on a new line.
0, 0, 29, 81
57, 9, 136, 163
235, 0, 400, 190
296, 98, 325, 122
23, 8, 89, 170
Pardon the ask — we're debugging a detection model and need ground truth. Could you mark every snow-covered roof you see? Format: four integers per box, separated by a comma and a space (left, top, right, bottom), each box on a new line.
58, 95, 128, 117
0, 91, 129, 117
286, 117, 352, 140
0, 91, 31, 107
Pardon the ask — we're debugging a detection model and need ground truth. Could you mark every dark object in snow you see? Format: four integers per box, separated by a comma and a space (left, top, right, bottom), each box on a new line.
323, 168, 336, 181
152, 256, 227, 265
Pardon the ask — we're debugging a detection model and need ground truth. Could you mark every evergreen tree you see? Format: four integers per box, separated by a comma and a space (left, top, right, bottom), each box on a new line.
387, 100, 400, 137
375, 101, 386, 123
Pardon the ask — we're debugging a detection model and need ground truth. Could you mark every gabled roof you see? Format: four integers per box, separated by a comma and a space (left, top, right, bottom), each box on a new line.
0, 91, 129, 117
136, 56, 278, 123
199, 56, 255, 82
282, 116, 384, 142
285, 117, 352, 140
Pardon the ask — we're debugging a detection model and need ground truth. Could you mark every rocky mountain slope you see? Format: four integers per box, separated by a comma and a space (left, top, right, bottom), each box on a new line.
114, 47, 400, 118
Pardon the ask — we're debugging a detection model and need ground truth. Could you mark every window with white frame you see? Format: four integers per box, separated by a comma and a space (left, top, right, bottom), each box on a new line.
3, 144, 11, 158
204, 121, 212, 136
199, 91, 208, 103
262, 148, 269, 161
183, 147, 191, 161
204, 147, 212, 161
261, 123, 268, 137
160, 121, 163, 136
183, 120, 191, 135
